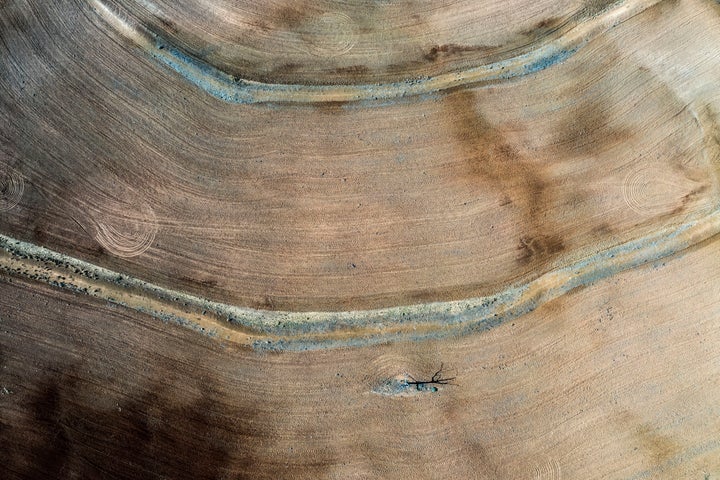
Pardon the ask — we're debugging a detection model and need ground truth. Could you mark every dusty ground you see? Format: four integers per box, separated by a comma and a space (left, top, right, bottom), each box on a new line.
1, 0, 720, 477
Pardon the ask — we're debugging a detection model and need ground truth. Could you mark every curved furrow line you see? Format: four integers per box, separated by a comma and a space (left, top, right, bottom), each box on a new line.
89, 0, 663, 105
1, 204, 719, 351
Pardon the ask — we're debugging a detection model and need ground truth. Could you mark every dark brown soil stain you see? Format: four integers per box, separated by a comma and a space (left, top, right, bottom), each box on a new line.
0, 279, 338, 479
270, 63, 303, 78
315, 100, 351, 115
15, 372, 239, 480
424, 44, 496, 62
157, 17, 179, 36
532, 17, 562, 31
27, 377, 74, 478
592, 222, 615, 237
517, 234, 565, 265
520, 16, 567, 39
634, 422, 681, 465
0, 2, 30, 35
668, 184, 708, 217
443, 90, 564, 266
179, 275, 219, 290
273, 5, 310, 30
554, 95, 634, 158
1, 340, 254, 479
334, 65, 371, 77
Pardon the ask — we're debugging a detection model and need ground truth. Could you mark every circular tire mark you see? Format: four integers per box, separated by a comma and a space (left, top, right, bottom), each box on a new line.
0, 167, 24, 211
622, 167, 698, 217
534, 458, 561, 480
92, 200, 158, 258
300, 12, 357, 58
